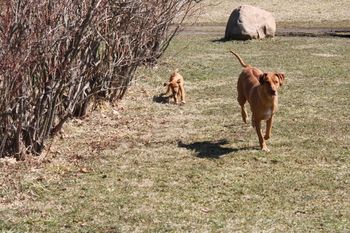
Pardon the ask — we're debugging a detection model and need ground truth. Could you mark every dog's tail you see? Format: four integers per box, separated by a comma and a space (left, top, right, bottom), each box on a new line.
230, 50, 249, 68
170, 68, 179, 77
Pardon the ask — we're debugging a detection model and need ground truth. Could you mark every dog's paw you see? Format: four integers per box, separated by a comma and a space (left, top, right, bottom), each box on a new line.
261, 146, 270, 152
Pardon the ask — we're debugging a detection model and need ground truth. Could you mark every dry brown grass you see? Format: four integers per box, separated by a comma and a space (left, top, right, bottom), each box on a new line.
1, 34, 350, 232
191, 0, 350, 26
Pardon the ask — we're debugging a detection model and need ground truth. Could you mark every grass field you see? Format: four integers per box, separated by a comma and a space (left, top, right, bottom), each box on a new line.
1, 32, 349, 232
193, 0, 350, 27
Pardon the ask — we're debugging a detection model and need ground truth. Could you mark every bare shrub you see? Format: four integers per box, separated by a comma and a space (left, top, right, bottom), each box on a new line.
0, 0, 200, 158
84, 0, 199, 102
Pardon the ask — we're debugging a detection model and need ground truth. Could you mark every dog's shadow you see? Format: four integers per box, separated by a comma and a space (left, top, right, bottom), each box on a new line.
178, 139, 254, 159
153, 94, 170, 104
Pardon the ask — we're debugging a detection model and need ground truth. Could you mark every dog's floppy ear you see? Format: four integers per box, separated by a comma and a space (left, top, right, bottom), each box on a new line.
259, 73, 267, 85
276, 73, 285, 86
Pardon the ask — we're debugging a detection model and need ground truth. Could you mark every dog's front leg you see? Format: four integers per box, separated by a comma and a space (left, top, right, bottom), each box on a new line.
264, 117, 273, 140
179, 85, 186, 104
173, 90, 179, 104
254, 119, 270, 152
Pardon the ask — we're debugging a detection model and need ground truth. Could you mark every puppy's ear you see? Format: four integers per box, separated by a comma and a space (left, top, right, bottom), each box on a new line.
276, 73, 285, 86
259, 73, 267, 85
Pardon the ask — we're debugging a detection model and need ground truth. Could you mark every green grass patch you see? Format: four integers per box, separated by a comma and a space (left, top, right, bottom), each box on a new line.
1, 35, 349, 232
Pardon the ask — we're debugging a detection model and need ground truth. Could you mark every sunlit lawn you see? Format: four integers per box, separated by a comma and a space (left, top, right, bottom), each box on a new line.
1, 34, 349, 232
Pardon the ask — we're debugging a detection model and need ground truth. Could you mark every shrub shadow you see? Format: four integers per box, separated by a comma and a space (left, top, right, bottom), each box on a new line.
178, 139, 255, 159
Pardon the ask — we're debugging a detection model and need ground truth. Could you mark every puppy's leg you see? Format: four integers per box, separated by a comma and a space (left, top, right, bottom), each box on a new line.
264, 117, 273, 140
173, 90, 178, 104
179, 84, 186, 104
254, 119, 270, 152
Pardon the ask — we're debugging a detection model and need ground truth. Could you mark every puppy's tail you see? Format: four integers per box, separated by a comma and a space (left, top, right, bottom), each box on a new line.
170, 68, 179, 77
230, 50, 249, 68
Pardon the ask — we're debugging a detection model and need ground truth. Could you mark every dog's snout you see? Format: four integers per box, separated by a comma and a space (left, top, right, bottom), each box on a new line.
268, 86, 277, 96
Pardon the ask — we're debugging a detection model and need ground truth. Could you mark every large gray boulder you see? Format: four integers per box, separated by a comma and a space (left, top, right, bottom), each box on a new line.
225, 5, 276, 40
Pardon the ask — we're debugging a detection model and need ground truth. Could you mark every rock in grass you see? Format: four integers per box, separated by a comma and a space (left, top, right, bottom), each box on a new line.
225, 5, 276, 40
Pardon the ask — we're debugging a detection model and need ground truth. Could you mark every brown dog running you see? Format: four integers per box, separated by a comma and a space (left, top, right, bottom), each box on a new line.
230, 51, 285, 152
162, 69, 186, 104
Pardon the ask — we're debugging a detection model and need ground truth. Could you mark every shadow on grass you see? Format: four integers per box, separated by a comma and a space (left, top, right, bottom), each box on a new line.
211, 37, 228, 43
178, 139, 255, 159
153, 95, 170, 104
211, 37, 248, 43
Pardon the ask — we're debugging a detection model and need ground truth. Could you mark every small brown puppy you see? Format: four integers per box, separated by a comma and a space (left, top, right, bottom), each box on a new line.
230, 51, 285, 152
162, 69, 186, 104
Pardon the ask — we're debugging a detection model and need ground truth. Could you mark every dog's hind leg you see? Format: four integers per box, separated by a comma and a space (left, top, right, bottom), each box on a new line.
238, 96, 248, 124
240, 105, 248, 124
